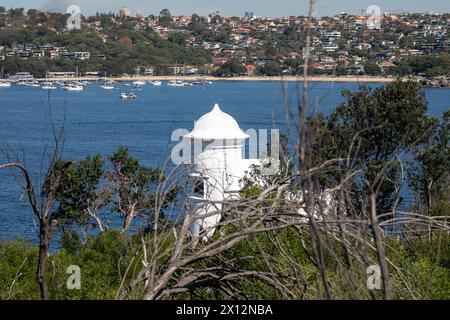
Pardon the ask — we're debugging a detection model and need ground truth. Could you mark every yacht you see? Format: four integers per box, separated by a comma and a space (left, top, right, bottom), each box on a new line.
167, 80, 184, 87
0, 81, 11, 88
192, 80, 206, 86
150, 81, 162, 86
133, 80, 146, 87
192, 78, 213, 86
100, 81, 115, 90
24, 81, 40, 87
73, 81, 87, 87
63, 83, 84, 91
0, 67, 11, 87
41, 83, 57, 90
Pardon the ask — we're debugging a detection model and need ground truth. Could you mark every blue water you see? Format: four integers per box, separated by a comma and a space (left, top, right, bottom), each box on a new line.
0, 81, 449, 243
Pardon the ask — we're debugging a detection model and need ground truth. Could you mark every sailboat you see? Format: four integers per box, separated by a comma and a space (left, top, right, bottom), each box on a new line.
101, 83, 115, 90
63, 82, 84, 91
41, 82, 57, 90
41, 72, 57, 90
133, 67, 146, 87
100, 74, 115, 90
0, 81, 11, 88
0, 66, 12, 88
167, 80, 184, 87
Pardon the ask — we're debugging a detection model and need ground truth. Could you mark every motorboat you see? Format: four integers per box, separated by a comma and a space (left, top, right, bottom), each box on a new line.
192, 80, 206, 86
72, 81, 88, 87
63, 83, 84, 91
100, 81, 115, 90
167, 80, 184, 87
41, 81, 57, 90
120, 92, 137, 99
0, 81, 11, 88
0, 67, 11, 87
23, 81, 40, 87
101, 84, 115, 90
150, 81, 162, 86
42, 84, 57, 90
133, 80, 146, 87
192, 78, 213, 86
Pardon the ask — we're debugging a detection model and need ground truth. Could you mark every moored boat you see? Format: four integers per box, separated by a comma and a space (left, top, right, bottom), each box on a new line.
42, 84, 57, 90
63, 83, 84, 91
0, 67, 11, 88
120, 92, 137, 99
0, 81, 11, 88
133, 80, 146, 87
150, 81, 162, 86
100, 81, 115, 90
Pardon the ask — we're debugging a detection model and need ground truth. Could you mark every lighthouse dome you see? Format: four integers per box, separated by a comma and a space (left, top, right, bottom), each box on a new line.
184, 104, 249, 140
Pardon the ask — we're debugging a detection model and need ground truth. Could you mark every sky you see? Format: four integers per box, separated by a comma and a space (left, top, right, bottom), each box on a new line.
0, 0, 448, 17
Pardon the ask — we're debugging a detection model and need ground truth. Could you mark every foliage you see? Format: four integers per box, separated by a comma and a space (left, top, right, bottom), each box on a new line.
408, 110, 450, 214
308, 80, 436, 213
1, 229, 449, 300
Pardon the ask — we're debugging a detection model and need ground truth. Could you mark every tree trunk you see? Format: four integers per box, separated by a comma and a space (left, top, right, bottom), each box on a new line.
38, 219, 57, 300
369, 193, 391, 300
122, 206, 136, 232
88, 208, 105, 232
123, 213, 134, 232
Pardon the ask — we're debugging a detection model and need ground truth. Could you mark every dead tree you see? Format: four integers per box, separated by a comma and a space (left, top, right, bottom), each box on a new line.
0, 159, 74, 299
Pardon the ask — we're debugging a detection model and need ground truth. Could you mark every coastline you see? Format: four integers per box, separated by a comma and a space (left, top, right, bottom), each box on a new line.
29, 75, 398, 83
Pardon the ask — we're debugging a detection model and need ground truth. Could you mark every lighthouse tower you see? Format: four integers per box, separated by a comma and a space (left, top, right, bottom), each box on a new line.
184, 104, 260, 240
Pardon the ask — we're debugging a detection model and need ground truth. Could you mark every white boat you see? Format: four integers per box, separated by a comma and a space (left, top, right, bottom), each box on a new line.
192, 79, 213, 86
0, 81, 11, 88
63, 84, 84, 91
133, 80, 146, 87
167, 80, 184, 87
72, 81, 87, 87
23, 81, 40, 87
150, 81, 162, 86
120, 92, 137, 99
42, 85, 57, 90
41, 81, 57, 90
100, 81, 115, 90
0, 67, 11, 87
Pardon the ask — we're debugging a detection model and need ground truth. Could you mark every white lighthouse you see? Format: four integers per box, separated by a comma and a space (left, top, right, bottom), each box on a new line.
184, 104, 261, 240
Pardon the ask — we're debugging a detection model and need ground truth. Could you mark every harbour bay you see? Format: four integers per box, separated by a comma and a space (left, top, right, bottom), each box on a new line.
0, 80, 449, 242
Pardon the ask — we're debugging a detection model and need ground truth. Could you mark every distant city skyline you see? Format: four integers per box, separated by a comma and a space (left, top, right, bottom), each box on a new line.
0, 0, 449, 17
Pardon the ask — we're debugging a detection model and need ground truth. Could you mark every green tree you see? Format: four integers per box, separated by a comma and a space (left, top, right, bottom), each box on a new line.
54, 154, 109, 232
409, 110, 450, 216
107, 147, 176, 231
364, 62, 381, 75
309, 81, 435, 213
215, 60, 244, 76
